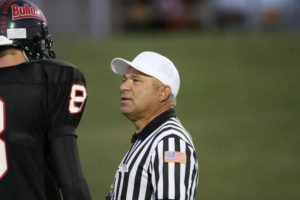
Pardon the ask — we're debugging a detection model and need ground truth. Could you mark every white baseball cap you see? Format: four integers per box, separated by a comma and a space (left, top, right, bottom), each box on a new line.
111, 51, 180, 97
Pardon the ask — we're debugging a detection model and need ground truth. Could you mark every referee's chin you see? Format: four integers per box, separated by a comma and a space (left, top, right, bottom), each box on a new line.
120, 109, 140, 124
121, 111, 135, 121
120, 106, 130, 114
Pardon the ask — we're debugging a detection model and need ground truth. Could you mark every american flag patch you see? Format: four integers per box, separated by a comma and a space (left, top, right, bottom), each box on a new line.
164, 151, 186, 164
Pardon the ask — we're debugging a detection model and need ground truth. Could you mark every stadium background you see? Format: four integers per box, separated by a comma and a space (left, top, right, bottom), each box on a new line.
33, 0, 300, 199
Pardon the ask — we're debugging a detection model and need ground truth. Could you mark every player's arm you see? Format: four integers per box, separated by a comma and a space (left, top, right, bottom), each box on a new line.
50, 135, 92, 200
46, 64, 91, 199
150, 136, 198, 200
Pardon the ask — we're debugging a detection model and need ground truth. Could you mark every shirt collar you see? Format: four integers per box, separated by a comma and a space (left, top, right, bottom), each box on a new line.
131, 108, 176, 143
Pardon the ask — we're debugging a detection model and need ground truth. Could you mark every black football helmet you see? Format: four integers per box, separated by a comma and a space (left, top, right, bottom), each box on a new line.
0, 0, 55, 60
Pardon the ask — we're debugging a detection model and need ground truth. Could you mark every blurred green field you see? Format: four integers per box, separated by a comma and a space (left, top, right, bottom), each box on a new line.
55, 32, 300, 200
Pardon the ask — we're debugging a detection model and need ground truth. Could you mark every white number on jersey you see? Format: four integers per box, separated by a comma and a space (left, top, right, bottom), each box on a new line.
0, 98, 8, 179
69, 84, 87, 114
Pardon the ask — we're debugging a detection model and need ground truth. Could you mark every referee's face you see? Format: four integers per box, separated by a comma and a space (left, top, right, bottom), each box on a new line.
120, 67, 163, 122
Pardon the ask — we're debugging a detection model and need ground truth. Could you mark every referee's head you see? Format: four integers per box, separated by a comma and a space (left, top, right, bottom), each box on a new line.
110, 51, 180, 99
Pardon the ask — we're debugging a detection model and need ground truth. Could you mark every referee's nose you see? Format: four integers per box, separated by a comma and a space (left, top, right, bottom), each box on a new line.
120, 77, 131, 92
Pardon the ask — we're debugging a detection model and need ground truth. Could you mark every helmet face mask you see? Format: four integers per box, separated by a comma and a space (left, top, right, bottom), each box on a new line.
0, 0, 56, 60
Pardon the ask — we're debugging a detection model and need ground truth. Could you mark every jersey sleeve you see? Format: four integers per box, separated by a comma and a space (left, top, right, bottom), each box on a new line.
46, 62, 88, 141
150, 136, 199, 200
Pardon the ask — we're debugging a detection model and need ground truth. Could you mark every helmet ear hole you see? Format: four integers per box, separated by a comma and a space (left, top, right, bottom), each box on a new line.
0, 0, 56, 60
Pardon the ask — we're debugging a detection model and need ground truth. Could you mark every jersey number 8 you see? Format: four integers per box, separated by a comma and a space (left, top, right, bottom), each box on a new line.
69, 84, 87, 114
0, 84, 87, 179
0, 99, 8, 179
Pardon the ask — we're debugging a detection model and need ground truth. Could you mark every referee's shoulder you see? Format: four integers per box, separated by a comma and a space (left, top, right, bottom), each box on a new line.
156, 118, 193, 144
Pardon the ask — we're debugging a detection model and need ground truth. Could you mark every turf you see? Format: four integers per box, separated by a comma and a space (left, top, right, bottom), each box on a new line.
54, 31, 300, 200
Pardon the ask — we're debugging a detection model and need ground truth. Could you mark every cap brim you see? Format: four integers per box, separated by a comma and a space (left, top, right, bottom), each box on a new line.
111, 58, 133, 76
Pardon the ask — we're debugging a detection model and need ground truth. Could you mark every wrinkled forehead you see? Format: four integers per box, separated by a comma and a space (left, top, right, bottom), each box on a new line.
123, 66, 151, 77
123, 66, 164, 87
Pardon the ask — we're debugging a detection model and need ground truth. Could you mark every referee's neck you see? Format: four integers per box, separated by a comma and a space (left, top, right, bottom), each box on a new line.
133, 104, 174, 134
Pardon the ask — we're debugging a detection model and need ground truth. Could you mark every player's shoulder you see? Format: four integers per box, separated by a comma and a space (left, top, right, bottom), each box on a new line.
35, 59, 85, 83
35, 59, 79, 71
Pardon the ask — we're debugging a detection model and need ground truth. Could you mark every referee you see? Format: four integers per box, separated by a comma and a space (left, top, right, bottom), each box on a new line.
106, 51, 199, 200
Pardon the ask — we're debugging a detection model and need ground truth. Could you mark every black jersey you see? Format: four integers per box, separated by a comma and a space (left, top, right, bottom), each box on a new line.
0, 59, 88, 200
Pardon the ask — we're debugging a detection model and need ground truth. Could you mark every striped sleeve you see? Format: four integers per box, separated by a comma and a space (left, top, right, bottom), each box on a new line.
150, 135, 199, 200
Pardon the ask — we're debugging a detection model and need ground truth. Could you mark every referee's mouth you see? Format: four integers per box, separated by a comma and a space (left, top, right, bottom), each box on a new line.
120, 96, 132, 103
121, 97, 131, 100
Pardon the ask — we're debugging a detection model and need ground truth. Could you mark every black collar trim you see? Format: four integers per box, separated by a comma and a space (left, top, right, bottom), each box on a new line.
131, 108, 176, 143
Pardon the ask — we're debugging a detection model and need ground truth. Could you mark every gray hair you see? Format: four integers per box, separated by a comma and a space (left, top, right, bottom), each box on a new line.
170, 94, 177, 105
153, 77, 177, 106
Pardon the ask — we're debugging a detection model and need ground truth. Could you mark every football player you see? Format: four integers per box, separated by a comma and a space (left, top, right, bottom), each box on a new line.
0, 0, 91, 199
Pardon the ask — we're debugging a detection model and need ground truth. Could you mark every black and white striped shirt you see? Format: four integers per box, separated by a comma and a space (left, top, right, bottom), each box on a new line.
107, 109, 199, 200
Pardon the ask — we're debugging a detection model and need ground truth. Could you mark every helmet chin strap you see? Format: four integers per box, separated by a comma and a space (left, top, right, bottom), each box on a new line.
22, 50, 30, 61
47, 47, 56, 59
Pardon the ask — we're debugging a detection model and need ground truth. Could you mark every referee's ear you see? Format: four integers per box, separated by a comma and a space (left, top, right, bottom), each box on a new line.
159, 85, 171, 102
